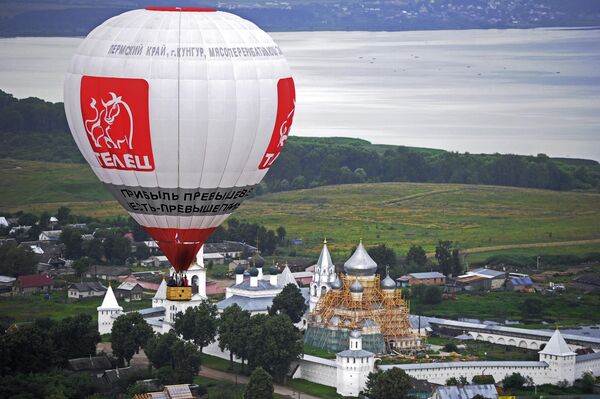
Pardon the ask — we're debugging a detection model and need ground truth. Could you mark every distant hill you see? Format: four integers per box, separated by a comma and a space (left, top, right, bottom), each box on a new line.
1, 90, 599, 196
1, 0, 600, 36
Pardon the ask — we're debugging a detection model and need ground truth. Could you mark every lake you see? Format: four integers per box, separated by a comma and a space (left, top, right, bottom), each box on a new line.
1, 28, 599, 160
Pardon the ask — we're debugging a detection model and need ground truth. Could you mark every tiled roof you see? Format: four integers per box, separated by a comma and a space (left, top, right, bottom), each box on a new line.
336, 349, 374, 358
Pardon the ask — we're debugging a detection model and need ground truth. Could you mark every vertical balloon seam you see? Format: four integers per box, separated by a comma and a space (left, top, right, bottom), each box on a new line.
230, 21, 266, 192
131, 11, 160, 238
206, 14, 240, 232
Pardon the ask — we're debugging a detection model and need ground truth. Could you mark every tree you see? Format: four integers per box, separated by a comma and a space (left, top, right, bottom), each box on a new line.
521, 298, 543, 321
0, 323, 54, 375
367, 244, 397, 275
0, 242, 37, 277
173, 301, 218, 352
435, 240, 454, 276
472, 375, 495, 384
246, 314, 303, 382
51, 314, 100, 364
580, 372, 595, 393
72, 256, 92, 277
17, 212, 38, 226
276, 226, 287, 244
82, 238, 104, 262
451, 248, 462, 276
103, 235, 131, 264
111, 313, 153, 366
406, 245, 427, 266
60, 227, 83, 259
446, 376, 468, 386
245, 367, 274, 399
502, 373, 531, 390
410, 284, 427, 302
268, 283, 307, 323
363, 368, 413, 399
218, 304, 251, 369
146, 331, 202, 384
422, 285, 442, 304
133, 243, 150, 261
443, 342, 458, 352
38, 211, 50, 230
56, 206, 71, 224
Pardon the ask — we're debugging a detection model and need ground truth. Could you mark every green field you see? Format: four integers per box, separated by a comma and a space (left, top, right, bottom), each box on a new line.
237, 183, 600, 257
0, 291, 152, 323
2, 158, 599, 259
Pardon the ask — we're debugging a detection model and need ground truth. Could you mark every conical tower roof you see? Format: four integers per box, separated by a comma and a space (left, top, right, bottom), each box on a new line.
98, 285, 122, 310
539, 329, 576, 356
344, 240, 377, 276
278, 264, 298, 288
316, 240, 334, 273
154, 278, 167, 301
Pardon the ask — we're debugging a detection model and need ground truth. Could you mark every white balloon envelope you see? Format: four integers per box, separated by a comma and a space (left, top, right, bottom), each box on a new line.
64, 7, 295, 271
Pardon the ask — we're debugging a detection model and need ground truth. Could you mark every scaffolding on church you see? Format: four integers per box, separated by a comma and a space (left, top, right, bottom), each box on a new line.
309, 273, 421, 353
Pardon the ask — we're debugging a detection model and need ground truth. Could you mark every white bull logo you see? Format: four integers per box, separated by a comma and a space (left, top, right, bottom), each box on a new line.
84, 92, 134, 150
278, 99, 295, 148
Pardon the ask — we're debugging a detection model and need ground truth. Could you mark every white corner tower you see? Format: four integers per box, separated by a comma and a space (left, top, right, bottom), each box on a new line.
310, 239, 336, 311
335, 330, 375, 397
539, 329, 577, 385
97, 284, 123, 335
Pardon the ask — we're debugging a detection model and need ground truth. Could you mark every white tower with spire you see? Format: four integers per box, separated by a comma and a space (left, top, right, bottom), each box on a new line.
97, 284, 123, 335
310, 239, 336, 312
539, 329, 577, 385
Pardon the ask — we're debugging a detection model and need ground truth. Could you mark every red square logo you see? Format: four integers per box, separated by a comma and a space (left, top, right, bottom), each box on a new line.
80, 76, 155, 171
259, 77, 296, 170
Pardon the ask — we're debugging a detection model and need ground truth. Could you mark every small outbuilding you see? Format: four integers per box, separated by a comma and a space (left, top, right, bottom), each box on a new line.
115, 281, 144, 302
68, 282, 107, 299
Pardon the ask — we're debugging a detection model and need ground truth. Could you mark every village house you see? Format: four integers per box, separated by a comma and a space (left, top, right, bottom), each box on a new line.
39, 230, 62, 241
0, 275, 16, 297
462, 267, 506, 290
204, 241, 257, 259
68, 282, 107, 299
85, 265, 131, 281
398, 271, 446, 287
115, 281, 144, 301
14, 273, 53, 294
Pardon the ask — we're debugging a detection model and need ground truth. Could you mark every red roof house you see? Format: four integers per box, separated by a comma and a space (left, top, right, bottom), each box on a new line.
15, 274, 54, 294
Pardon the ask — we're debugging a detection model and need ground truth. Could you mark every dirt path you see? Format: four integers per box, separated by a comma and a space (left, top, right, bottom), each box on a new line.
199, 366, 321, 399
426, 238, 600, 257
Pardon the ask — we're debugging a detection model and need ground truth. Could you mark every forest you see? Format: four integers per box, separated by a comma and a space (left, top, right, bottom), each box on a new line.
1, 89, 599, 193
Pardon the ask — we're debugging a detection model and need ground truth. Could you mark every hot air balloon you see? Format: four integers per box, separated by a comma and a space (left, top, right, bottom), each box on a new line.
64, 7, 295, 299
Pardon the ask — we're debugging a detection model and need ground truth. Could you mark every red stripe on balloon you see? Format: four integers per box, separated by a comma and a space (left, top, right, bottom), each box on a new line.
144, 227, 216, 272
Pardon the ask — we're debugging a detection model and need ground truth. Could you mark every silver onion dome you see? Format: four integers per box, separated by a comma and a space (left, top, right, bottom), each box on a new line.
381, 274, 396, 290
331, 274, 342, 290
344, 240, 378, 276
350, 278, 364, 293
350, 329, 361, 338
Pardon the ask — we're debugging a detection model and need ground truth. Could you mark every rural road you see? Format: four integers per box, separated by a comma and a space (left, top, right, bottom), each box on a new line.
426, 238, 600, 257
199, 367, 321, 399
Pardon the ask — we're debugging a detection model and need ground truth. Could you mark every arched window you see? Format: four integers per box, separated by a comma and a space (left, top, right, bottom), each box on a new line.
321, 286, 327, 296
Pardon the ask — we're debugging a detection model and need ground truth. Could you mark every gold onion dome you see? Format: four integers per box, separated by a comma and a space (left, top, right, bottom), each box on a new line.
344, 240, 378, 276
350, 278, 364, 293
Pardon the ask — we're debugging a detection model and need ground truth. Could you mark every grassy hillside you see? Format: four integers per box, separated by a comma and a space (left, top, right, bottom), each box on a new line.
236, 183, 600, 257
2, 158, 599, 258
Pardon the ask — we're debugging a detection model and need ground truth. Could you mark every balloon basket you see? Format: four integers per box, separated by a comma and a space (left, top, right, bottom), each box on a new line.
166, 286, 192, 301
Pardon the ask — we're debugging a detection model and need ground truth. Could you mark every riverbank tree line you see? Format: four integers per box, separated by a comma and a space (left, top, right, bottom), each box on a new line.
2, 90, 599, 193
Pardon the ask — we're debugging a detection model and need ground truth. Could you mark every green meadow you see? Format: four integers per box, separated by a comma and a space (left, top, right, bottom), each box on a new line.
1, 158, 599, 259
